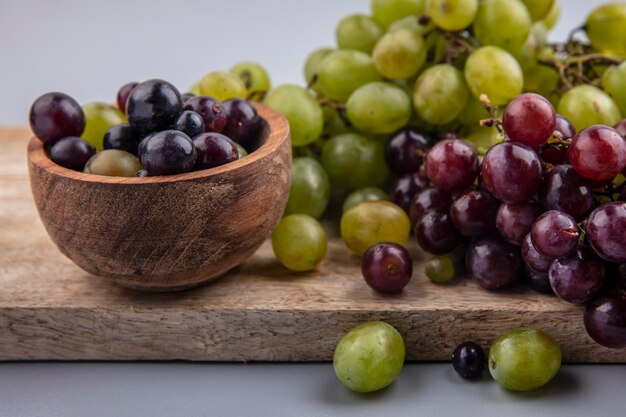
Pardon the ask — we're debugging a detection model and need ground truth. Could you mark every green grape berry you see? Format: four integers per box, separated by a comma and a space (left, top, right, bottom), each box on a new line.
317, 50, 382, 103
284, 157, 330, 219
426, 0, 478, 32
340, 201, 410, 256
523, 63, 559, 100
457, 94, 489, 129
542, 1, 560, 29
425, 255, 455, 283
489, 328, 561, 391
388, 15, 433, 34
464, 46, 523, 106
557, 85, 622, 132
199, 71, 247, 102
272, 214, 327, 272
371, 0, 426, 29
336, 14, 383, 54
473, 0, 532, 54
188, 82, 202, 95
81, 102, 126, 151
346, 82, 411, 134
602, 61, 626, 117
413, 64, 468, 125
229, 61, 271, 98
372, 29, 427, 80
84, 149, 142, 177
521, 0, 554, 21
263, 84, 324, 147
586, 3, 626, 57
333, 321, 405, 392
343, 187, 389, 213
304, 47, 334, 90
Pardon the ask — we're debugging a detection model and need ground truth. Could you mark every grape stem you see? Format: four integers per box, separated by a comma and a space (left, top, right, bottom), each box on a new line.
478, 94, 504, 135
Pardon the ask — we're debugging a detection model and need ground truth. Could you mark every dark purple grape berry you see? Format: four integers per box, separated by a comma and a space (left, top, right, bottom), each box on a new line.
174, 111, 205, 138
116, 81, 138, 115
450, 190, 500, 237
223, 98, 261, 151
525, 269, 554, 295
502, 93, 556, 147
586, 202, 626, 263
416, 209, 460, 255
409, 188, 452, 227
385, 128, 432, 175
183, 96, 227, 133
549, 247, 605, 304
139, 130, 196, 176
29, 92, 85, 145
49, 136, 95, 171
539, 165, 593, 220
452, 342, 486, 379
584, 289, 626, 348
425, 139, 479, 193
361, 242, 413, 294
530, 210, 579, 259
181, 92, 196, 103
193, 132, 239, 170
467, 235, 522, 290
389, 172, 428, 213
135, 169, 149, 177
496, 202, 543, 246
555, 114, 576, 139
103, 124, 139, 154
127, 79, 183, 137
521, 233, 552, 275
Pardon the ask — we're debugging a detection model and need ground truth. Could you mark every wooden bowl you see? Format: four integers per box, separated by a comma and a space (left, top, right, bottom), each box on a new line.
27, 103, 291, 291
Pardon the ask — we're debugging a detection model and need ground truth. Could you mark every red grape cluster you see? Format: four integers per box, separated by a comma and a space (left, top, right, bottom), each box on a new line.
411, 93, 626, 349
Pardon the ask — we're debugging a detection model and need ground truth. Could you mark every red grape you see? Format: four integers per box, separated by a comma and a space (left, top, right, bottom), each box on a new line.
49, 136, 96, 171
416, 209, 460, 255
496, 202, 543, 246
467, 235, 522, 290
103, 124, 139, 154
127, 79, 183, 137
139, 130, 196, 175
223, 98, 261, 151
549, 248, 605, 304
502, 93, 556, 147
452, 342, 485, 379
525, 268, 554, 295
568, 125, 626, 181
615, 119, 626, 137
174, 111, 205, 139
538, 165, 593, 220
584, 289, 626, 349
586, 202, 626, 263
183, 96, 228, 133
389, 172, 429, 213
116, 81, 138, 115
408, 188, 452, 227
29, 92, 85, 145
193, 132, 240, 170
385, 128, 432, 175
554, 114, 576, 139
361, 242, 413, 294
425, 139, 479, 193
521, 233, 552, 275
450, 190, 500, 237
530, 210, 579, 258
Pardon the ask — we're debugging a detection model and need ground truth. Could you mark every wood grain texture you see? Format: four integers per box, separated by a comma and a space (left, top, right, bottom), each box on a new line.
1, 127, 625, 362
26, 104, 291, 290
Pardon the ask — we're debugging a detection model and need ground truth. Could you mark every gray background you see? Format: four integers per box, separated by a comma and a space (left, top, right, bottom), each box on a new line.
1, 0, 625, 416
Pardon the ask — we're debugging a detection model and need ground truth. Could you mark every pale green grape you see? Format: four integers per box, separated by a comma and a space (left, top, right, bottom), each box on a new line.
323, 107, 353, 137
464, 126, 501, 153
523, 64, 559, 102
521, 0, 553, 21
586, 3, 626, 56
284, 157, 330, 219
343, 187, 389, 213
557, 85, 622, 132
334, 321, 405, 393
425, 255, 455, 283
317, 50, 382, 103
542, 1, 560, 29
346, 82, 411, 134
81, 102, 126, 151
517, 21, 548, 70
199, 71, 247, 101
235, 143, 248, 158
321, 133, 389, 190
388, 15, 433, 34
188, 82, 202, 95
271, 214, 327, 272
473, 0, 532, 54
336, 14, 383, 54
84, 149, 142, 177
464, 46, 523, 106
304, 47, 334, 90
413, 64, 468, 125
426, 0, 478, 31
340, 201, 410, 255
457, 94, 488, 129
229, 61, 271, 97
371, 0, 426, 29
263, 84, 324, 147
372, 29, 427, 80
489, 328, 561, 391
602, 61, 626, 116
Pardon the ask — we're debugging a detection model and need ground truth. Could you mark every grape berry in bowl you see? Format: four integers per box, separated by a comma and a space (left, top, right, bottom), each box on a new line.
27, 80, 291, 291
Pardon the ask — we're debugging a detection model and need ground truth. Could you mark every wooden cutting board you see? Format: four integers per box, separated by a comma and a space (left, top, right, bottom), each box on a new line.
0, 127, 624, 363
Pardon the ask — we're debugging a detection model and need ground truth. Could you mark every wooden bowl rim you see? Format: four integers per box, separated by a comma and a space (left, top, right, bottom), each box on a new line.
27, 102, 290, 184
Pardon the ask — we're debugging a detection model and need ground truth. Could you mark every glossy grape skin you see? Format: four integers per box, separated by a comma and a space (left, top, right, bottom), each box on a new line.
49, 136, 96, 171
450, 190, 499, 237
321, 133, 389, 190
521, 233, 552, 275
341, 201, 411, 256
222, 98, 261, 151
303, 47, 333, 89
362, 242, 413, 293
81, 102, 126, 151
174, 111, 205, 139
336, 14, 383, 54
317, 50, 382, 103
413, 64, 469, 125
103, 124, 139, 154
346, 82, 411, 134
385, 128, 432, 175
116, 81, 138, 115
531, 210, 579, 259
372, 29, 426, 80
229, 61, 271, 97
568, 125, 626, 181
29, 92, 85, 145
389, 172, 428, 212
464, 46, 523, 106
554, 114, 576, 139
416, 209, 460, 255
371, 0, 425, 29
467, 235, 522, 290
520, 0, 554, 20
602, 62, 626, 117
557, 85, 622, 132
333, 321, 405, 393
586, 3, 626, 57
496, 202, 543, 246
538, 165, 593, 220
549, 248, 605, 304
264, 84, 324, 147
199, 71, 247, 102
473, 0, 531, 54
425, 139, 479, 193
84, 149, 142, 177
284, 157, 330, 219
452, 342, 485, 379
584, 289, 626, 349
481, 142, 542, 204
425, 255, 455, 284
126, 79, 182, 138
427, 0, 477, 31
502, 93, 556, 147
193, 132, 239, 170
272, 214, 327, 272
183, 96, 228, 134
409, 188, 452, 227
586, 202, 626, 263
140, 130, 196, 176
542, 1, 560, 29
489, 328, 561, 391
343, 187, 389, 213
